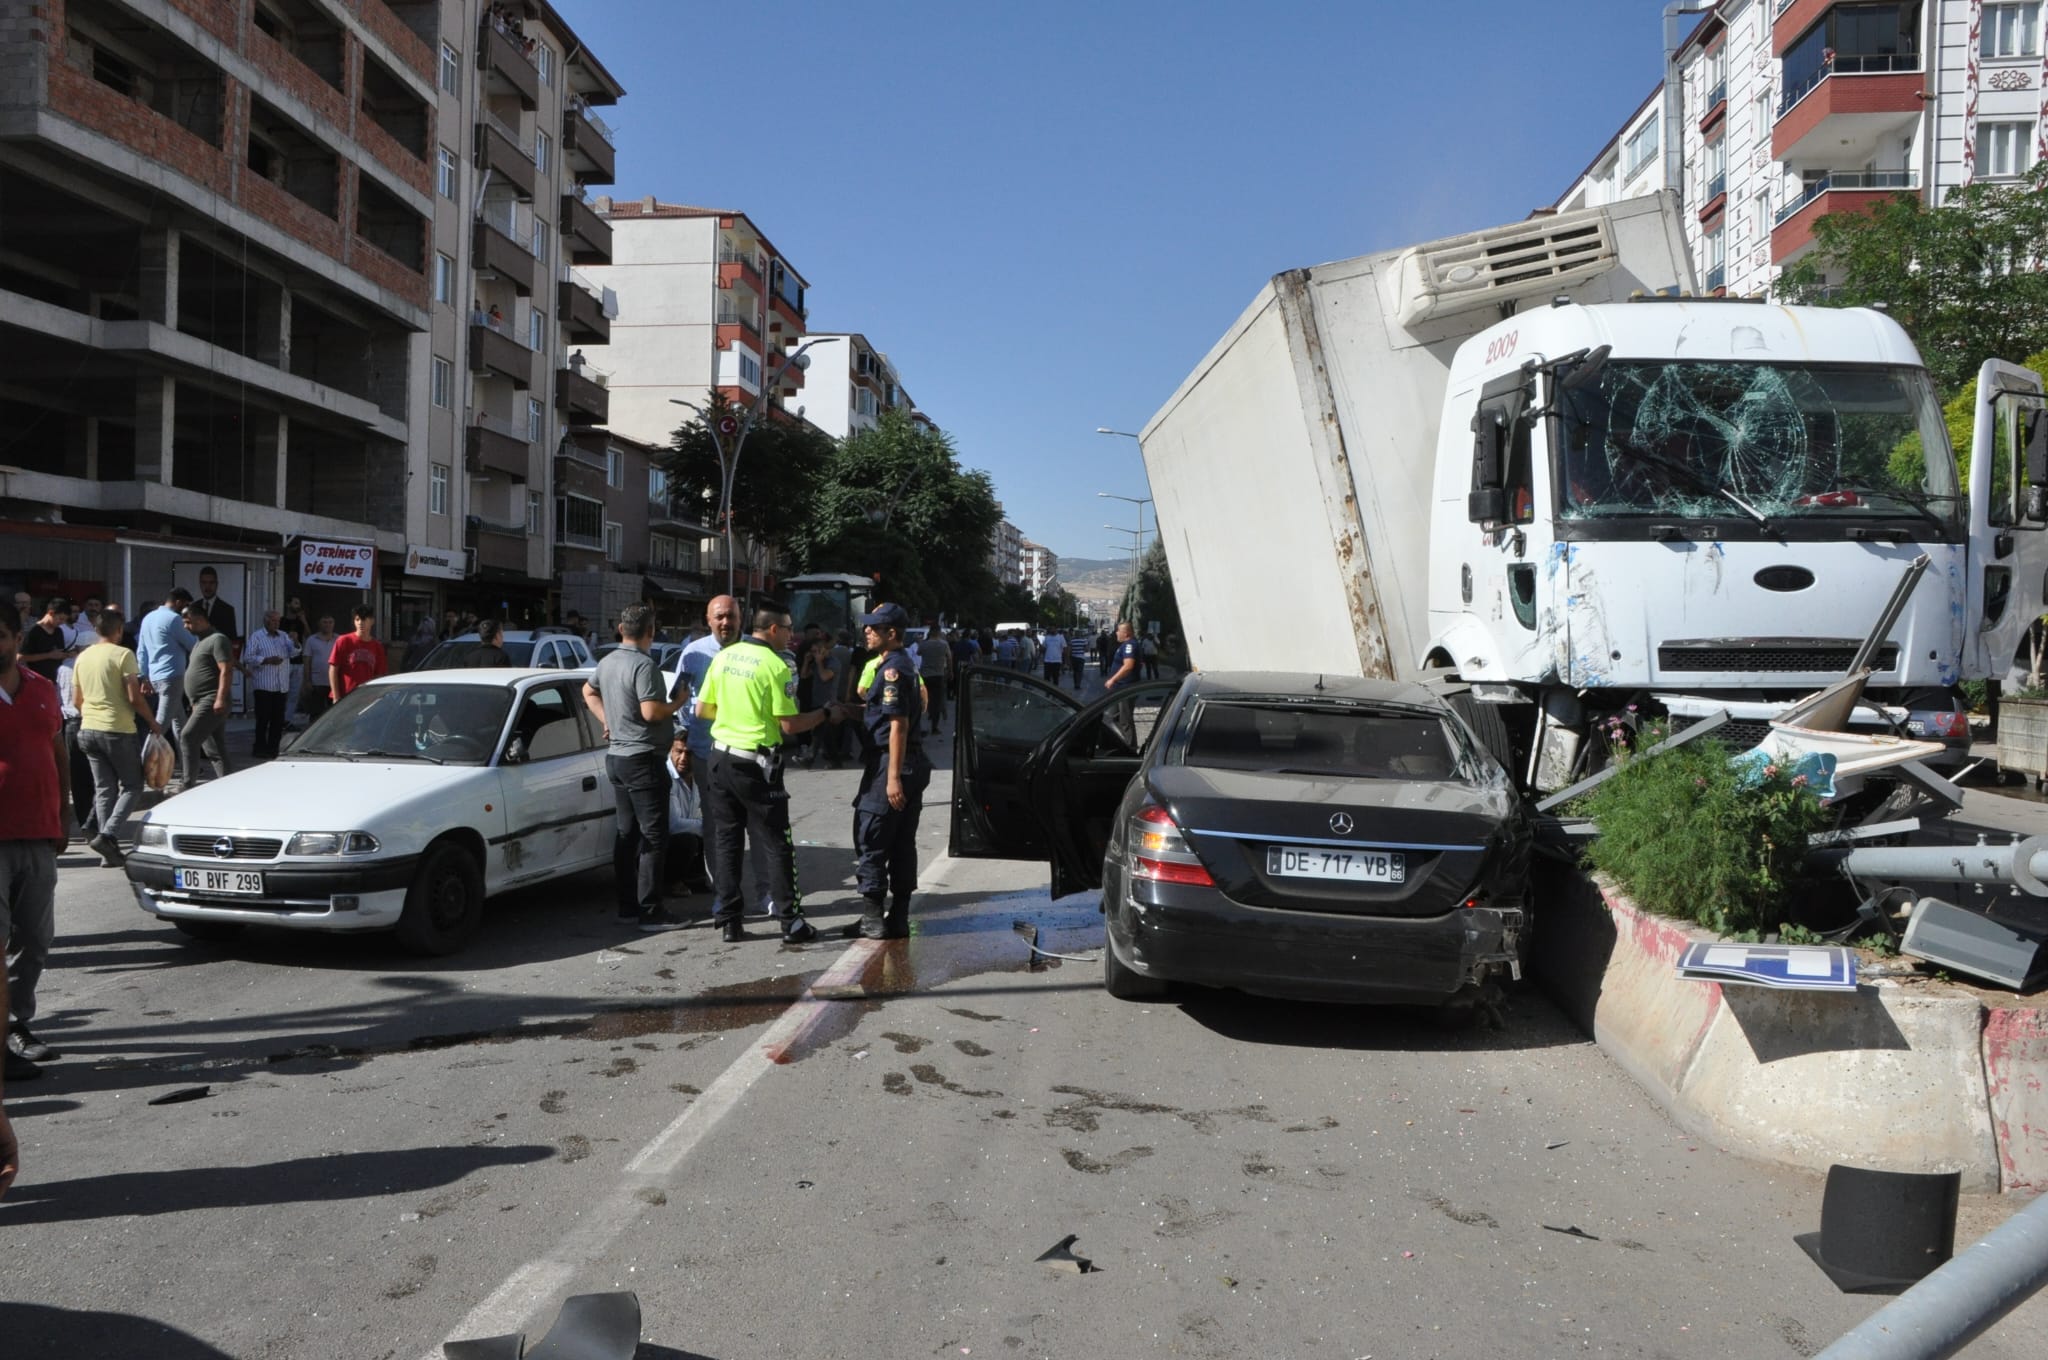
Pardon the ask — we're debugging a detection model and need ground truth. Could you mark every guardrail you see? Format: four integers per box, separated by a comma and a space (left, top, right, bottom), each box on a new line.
1780, 54, 1922, 116
1774, 169, 1918, 224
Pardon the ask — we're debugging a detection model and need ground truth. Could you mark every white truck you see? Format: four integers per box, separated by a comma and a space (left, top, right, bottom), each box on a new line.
1140, 192, 2048, 792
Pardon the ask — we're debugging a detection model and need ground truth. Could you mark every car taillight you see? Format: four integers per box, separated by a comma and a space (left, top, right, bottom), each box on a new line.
1129, 804, 1213, 887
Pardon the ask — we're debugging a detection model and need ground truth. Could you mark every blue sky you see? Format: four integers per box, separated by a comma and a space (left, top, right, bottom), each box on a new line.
565, 1, 1676, 567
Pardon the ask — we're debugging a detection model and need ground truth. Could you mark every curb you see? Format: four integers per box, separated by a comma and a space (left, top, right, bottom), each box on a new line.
1533, 866, 2039, 1194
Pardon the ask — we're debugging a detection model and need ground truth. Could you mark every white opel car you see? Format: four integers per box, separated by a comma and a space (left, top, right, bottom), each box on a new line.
126, 669, 618, 955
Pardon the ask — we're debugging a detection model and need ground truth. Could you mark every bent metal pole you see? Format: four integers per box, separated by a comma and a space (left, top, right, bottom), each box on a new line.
1814, 1191, 2048, 1360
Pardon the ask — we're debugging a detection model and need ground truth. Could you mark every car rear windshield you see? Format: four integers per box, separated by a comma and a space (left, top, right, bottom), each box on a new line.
1182, 701, 1465, 780
420, 640, 536, 668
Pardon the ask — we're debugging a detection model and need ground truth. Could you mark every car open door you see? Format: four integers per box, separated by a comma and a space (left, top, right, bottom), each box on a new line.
1028, 680, 1180, 899
950, 664, 1082, 859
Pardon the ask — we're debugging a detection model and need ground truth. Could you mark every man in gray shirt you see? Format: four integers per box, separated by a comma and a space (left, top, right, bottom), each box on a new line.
583, 605, 689, 931
179, 605, 235, 787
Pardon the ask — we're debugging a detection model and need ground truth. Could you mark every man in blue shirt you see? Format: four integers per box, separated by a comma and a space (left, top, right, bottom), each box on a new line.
670, 595, 741, 895
842, 603, 929, 940
1104, 620, 1142, 691
135, 587, 195, 785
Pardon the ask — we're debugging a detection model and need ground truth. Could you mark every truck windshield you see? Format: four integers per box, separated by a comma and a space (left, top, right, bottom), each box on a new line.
787, 586, 853, 638
1554, 361, 1959, 534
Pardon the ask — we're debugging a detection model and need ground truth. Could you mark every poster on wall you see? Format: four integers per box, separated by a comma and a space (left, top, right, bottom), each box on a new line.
299, 539, 376, 587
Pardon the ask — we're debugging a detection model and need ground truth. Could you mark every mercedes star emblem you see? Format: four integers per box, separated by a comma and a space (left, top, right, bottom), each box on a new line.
212, 836, 235, 858
1329, 813, 1354, 836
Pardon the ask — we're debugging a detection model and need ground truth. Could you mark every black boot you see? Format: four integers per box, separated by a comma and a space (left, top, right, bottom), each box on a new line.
880, 895, 911, 940
841, 894, 887, 939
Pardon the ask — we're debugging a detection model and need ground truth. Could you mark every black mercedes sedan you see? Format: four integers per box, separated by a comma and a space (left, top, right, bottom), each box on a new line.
951, 668, 1530, 1007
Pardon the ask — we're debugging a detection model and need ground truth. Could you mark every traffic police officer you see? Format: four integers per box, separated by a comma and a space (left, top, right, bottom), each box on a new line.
694, 601, 845, 943
843, 603, 930, 940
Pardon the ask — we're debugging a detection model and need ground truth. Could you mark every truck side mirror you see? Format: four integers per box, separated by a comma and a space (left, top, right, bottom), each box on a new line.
1468, 488, 1508, 524
2025, 408, 2048, 523
1470, 409, 1507, 491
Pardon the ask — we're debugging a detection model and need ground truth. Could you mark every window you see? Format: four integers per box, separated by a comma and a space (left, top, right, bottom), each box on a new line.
528, 307, 546, 350
434, 252, 454, 303
431, 356, 452, 408
534, 43, 552, 85
437, 145, 456, 197
1623, 113, 1659, 180
1752, 189, 1772, 242
649, 467, 669, 504
605, 446, 623, 488
429, 462, 449, 514
1702, 136, 1727, 200
1980, 120, 2034, 178
1984, 3, 2040, 58
556, 493, 603, 548
439, 42, 460, 95
604, 520, 623, 563
531, 218, 549, 264
737, 352, 761, 385
535, 129, 550, 174
1754, 92, 1772, 140
527, 397, 544, 441
527, 491, 541, 534
1704, 225, 1726, 288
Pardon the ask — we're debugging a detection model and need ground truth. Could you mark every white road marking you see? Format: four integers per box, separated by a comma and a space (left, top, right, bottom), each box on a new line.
423, 853, 966, 1357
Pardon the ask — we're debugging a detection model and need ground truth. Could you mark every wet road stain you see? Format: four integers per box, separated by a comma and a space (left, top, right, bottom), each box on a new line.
558, 1135, 591, 1163
909, 1063, 1002, 1098
1153, 1195, 1236, 1238
1242, 1158, 1277, 1180
669, 1083, 700, 1095
600, 1057, 638, 1078
1061, 1145, 1154, 1174
946, 1008, 1004, 1023
882, 1073, 912, 1095
584, 973, 823, 1040
382, 1254, 437, 1300
880, 1031, 930, 1053
1046, 1085, 1277, 1136
1418, 1192, 1498, 1228
636, 1188, 669, 1207
1284, 1116, 1339, 1133
418, 1180, 491, 1219
538, 1090, 567, 1114
952, 1039, 992, 1057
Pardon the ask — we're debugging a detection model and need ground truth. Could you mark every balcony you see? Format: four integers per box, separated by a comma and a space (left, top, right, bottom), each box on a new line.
478, 18, 539, 110
715, 306, 761, 351
767, 289, 805, 333
467, 520, 531, 574
1774, 61, 1924, 165
1702, 79, 1727, 127
562, 102, 615, 185
466, 413, 531, 481
475, 116, 535, 200
718, 247, 763, 292
472, 217, 535, 296
561, 193, 612, 264
1705, 263, 1726, 292
1771, 169, 1919, 262
558, 271, 609, 344
469, 321, 532, 387
557, 361, 609, 425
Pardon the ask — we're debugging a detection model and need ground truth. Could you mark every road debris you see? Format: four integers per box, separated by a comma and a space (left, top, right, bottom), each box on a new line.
1542, 1224, 1600, 1241
1035, 1233, 1097, 1274
147, 1086, 212, 1105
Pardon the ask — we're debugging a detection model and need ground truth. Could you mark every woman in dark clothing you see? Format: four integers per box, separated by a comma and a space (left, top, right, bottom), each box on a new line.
465, 618, 513, 667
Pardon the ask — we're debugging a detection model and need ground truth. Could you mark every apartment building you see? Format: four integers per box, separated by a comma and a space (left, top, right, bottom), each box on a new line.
0, 0, 442, 628
552, 426, 703, 630
1020, 540, 1058, 599
990, 517, 1024, 589
1555, 85, 1672, 214
791, 331, 917, 440
1568, 1, 2046, 301
421, 0, 621, 630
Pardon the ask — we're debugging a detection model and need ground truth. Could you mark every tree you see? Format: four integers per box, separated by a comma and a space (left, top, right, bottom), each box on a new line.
1119, 538, 1183, 658
1777, 164, 2048, 395
794, 410, 1004, 618
1036, 587, 1080, 629
661, 390, 836, 570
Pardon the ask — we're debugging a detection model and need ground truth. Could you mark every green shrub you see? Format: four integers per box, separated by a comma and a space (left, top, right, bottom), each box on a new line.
1581, 736, 1829, 936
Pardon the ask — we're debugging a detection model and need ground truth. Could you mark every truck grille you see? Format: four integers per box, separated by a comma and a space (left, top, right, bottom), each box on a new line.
173, 835, 284, 860
1671, 716, 1772, 750
1656, 641, 1897, 674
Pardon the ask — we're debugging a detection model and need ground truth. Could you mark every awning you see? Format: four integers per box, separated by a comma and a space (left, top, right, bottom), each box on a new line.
642, 573, 706, 600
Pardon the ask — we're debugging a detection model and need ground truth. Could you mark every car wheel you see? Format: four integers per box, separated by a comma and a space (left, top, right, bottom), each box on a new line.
396, 841, 484, 956
172, 919, 245, 942
1103, 931, 1167, 1000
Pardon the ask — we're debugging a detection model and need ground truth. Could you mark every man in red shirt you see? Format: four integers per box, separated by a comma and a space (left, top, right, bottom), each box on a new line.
1, 597, 73, 1196
328, 604, 388, 703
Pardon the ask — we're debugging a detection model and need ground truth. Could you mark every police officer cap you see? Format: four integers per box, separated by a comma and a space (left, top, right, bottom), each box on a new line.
859, 602, 910, 630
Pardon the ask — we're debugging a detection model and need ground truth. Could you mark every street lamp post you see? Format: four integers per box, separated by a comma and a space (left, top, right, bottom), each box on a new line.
1098, 490, 1152, 631
671, 335, 841, 600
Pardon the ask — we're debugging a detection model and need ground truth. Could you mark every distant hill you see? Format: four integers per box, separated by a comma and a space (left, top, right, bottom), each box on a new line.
1057, 556, 1134, 601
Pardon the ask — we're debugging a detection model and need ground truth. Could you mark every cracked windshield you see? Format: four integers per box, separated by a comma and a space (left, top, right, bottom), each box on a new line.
1556, 361, 1959, 530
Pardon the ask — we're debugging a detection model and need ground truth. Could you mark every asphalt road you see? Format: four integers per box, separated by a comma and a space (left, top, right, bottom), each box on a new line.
3, 715, 2043, 1359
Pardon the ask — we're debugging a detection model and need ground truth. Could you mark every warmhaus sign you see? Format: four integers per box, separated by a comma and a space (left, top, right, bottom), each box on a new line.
406, 544, 465, 581
298, 539, 376, 587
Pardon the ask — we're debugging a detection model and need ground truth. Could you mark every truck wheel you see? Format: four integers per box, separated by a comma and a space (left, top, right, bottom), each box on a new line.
172, 919, 245, 942
1451, 692, 1516, 775
396, 842, 483, 956
1103, 934, 1168, 1000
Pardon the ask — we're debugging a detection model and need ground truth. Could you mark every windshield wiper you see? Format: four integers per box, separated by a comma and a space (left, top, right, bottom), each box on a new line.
1610, 443, 1772, 527
1821, 484, 1952, 532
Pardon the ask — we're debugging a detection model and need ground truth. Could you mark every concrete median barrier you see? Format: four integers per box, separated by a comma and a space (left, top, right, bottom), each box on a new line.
1534, 867, 2026, 1194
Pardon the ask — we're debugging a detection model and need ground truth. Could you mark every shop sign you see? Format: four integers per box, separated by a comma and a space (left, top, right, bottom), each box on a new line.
406, 543, 466, 581
298, 539, 376, 587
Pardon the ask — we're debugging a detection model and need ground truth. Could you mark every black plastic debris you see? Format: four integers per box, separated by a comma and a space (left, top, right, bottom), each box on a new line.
1796, 1164, 1959, 1294
1542, 1224, 1599, 1241
147, 1086, 212, 1106
1036, 1234, 1097, 1274
445, 1291, 640, 1360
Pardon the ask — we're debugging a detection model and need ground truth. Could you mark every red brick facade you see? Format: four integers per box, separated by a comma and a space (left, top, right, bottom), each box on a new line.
1773, 71, 1925, 160
32, 0, 431, 306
